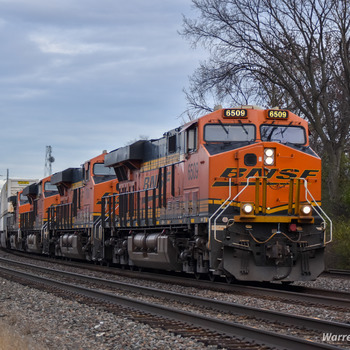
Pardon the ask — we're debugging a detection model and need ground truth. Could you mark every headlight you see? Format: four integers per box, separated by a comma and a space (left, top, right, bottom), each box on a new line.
301, 205, 312, 215
264, 148, 275, 166
242, 203, 254, 215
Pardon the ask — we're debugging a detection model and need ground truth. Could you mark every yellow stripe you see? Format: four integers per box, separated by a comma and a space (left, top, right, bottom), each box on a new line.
233, 215, 314, 223
208, 200, 321, 214
72, 181, 83, 189
140, 154, 182, 172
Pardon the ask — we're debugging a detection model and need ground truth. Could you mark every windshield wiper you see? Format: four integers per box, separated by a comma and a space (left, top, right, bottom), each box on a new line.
265, 126, 277, 141
218, 119, 229, 134
279, 122, 293, 142
261, 121, 275, 140
238, 120, 248, 135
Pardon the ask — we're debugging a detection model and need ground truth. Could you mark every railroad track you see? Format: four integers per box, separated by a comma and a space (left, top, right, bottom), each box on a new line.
324, 269, 350, 278
4, 249, 350, 311
0, 256, 348, 350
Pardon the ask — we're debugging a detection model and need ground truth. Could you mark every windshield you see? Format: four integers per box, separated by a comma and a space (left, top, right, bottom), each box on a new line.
44, 182, 59, 197
260, 125, 306, 145
20, 193, 29, 205
204, 124, 255, 142
93, 163, 116, 176
93, 163, 116, 184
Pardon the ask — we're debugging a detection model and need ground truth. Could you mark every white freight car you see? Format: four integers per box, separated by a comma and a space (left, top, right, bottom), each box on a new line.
0, 178, 37, 233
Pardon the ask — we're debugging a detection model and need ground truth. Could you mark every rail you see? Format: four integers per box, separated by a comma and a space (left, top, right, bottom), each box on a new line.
102, 160, 184, 229
102, 185, 159, 229
0, 259, 344, 350
209, 176, 332, 247
47, 203, 74, 230
208, 178, 249, 248
20, 210, 35, 230
301, 178, 332, 244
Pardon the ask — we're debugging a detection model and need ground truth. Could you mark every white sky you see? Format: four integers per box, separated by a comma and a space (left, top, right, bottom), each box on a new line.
0, 0, 204, 186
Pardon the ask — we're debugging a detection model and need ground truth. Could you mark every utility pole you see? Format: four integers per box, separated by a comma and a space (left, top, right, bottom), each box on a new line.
44, 146, 55, 177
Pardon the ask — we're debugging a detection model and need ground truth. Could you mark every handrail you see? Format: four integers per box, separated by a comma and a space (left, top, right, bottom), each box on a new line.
208, 177, 256, 248
102, 185, 158, 200
211, 177, 255, 245
41, 222, 48, 241
93, 217, 102, 240
102, 185, 159, 228
301, 178, 332, 244
208, 176, 332, 249
207, 178, 231, 248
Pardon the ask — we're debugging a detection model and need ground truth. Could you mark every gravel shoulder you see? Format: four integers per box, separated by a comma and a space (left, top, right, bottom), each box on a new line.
0, 250, 349, 350
0, 278, 220, 350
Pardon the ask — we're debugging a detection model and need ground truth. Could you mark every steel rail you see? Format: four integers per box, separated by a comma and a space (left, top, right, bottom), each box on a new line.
2, 250, 349, 308
1, 257, 349, 334
226, 282, 350, 310
0, 264, 342, 350
324, 269, 350, 278
122, 270, 350, 309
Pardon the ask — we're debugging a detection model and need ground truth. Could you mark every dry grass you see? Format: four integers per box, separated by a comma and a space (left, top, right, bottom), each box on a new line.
0, 319, 46, 350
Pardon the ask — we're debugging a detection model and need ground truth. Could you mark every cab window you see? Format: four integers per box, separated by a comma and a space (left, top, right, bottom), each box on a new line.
260, 125, 306, 145
93, 163, 117, 184
20, 193, 29, 205
44, 182, 59, 197
187, 127, 197, 152
204, 124, 255, 142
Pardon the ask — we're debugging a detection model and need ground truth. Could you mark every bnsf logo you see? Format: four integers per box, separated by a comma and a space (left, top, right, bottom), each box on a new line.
213, 167, 319, 187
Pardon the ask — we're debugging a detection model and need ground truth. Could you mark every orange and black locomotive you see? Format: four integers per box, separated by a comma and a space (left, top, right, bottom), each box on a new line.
1, 106, 332, 282
101, 106, 331, 282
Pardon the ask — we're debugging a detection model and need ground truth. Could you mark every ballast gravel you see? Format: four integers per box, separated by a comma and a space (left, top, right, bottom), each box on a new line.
0, 278, 219, 350
0, 249, 349, 350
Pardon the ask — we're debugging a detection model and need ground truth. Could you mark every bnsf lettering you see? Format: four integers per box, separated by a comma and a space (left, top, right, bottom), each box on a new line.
300, 169, 319, 178
144, 172, 172, 189
216, 167, 319, 185
245, 168, 278, 178
221, 168, 247, 178
276, 169, 299, 180
144, 175, 158, 190
246, 168, 262, 177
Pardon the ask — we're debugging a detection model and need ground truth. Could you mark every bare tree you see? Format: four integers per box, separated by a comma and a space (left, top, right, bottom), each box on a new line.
182, 0, 350, 212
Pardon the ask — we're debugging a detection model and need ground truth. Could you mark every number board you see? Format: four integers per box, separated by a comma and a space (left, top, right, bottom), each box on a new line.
266, 110, 289, 119
223, 109, 248, 118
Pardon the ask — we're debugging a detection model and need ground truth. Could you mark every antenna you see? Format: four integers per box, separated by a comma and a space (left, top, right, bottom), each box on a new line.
44, 146, 55, 176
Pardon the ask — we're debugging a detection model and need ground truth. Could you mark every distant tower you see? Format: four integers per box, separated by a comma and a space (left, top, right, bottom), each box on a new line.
44, 146, 55, 176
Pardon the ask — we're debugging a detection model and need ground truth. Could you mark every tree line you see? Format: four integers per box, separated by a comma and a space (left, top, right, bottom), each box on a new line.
181, 0, 350, 217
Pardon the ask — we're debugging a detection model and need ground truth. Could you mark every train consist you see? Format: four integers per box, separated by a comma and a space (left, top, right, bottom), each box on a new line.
0, 106, 332, 282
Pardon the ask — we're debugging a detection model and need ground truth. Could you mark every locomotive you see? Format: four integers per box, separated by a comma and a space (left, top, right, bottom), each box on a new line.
0, 106, 332, 282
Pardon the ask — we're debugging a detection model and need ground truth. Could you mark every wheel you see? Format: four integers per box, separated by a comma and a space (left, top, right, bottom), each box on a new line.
208, 272, 216, 282
225, 275, 234, 284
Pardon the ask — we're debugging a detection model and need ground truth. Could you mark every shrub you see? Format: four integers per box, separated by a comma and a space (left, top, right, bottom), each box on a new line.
325, 217, 350, 269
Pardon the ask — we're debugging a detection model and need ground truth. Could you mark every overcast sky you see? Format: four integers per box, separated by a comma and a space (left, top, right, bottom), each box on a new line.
0, 0, 204, 185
